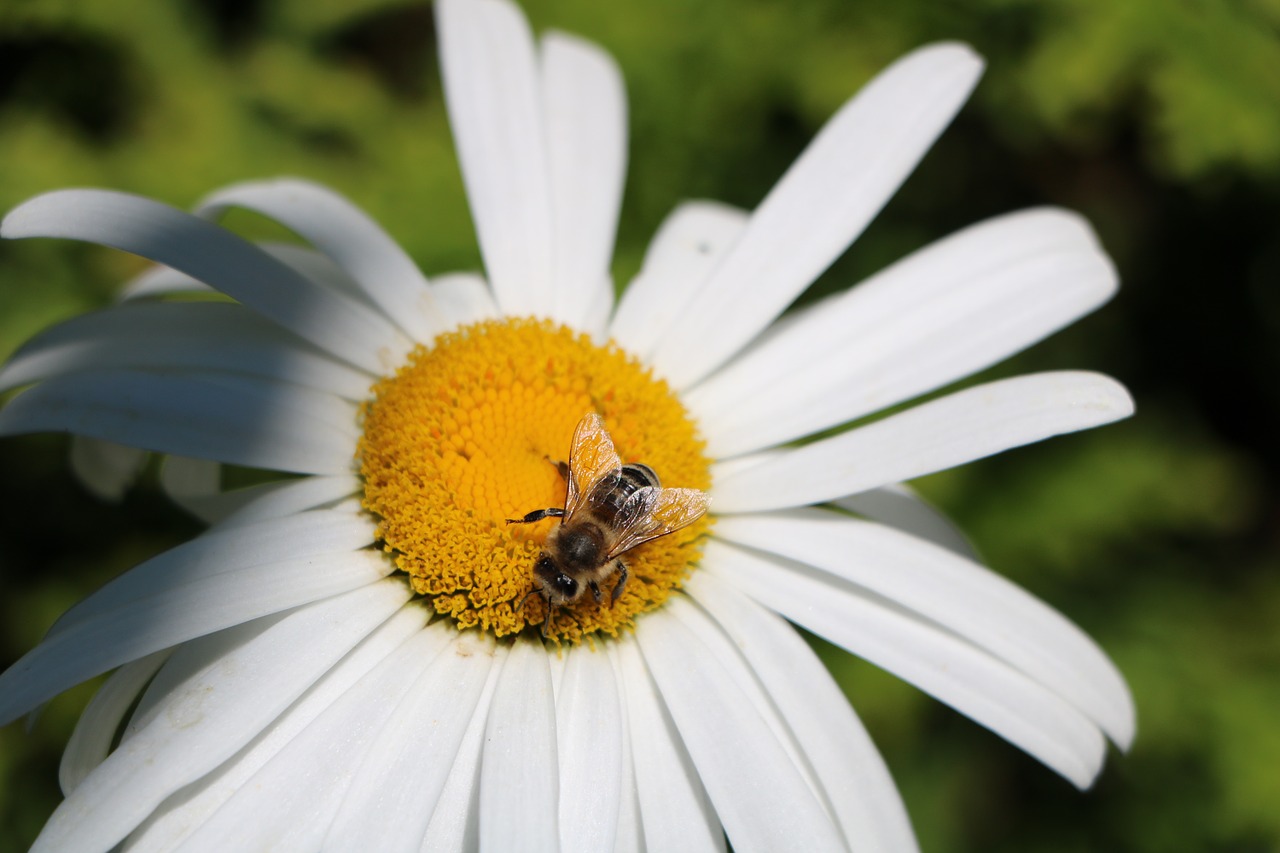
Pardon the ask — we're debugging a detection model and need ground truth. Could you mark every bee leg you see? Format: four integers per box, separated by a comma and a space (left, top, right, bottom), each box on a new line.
609, 562, 628, 607
588, 580, 603, 604
506, 508, 565, 525
550, 458, 570, 481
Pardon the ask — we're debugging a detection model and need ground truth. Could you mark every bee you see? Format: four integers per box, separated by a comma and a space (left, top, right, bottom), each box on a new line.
507, 413, 711, 636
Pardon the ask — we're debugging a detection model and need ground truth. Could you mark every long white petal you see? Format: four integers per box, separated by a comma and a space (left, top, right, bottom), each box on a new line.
686, 208, 1118, 455
685, 571, 919, 852
557, 646, 623, 853
637, 606, 848, 853
0, 189, 408, 373
610, 201, 748, 361
704, 539, 1108, 788
0, 511, 384, 723
31, 581, 410, 853
437, 0, 554, 317
168, 620, 453, 851
198, 179, 445, 344
0, 301, 375, 400
712, 371, 1134, 513
430, 272, 500, 330
123, 604, 429, 853
421, 643, 508, 853
209, 475, 362, 530
480, 637, 560, 852
59, 651, 171, 795
648, 44, 984, 388
542, 30, 627, 329
0, 368, 359, 475
324, 631, 497, 851
611, 639, 724, 853
604, 645, 643, 853
834, 484, 979, 561
714, 510, 1134, 748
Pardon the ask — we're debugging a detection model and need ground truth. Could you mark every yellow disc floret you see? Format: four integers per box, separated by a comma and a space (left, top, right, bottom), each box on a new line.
359, 318, 712, 643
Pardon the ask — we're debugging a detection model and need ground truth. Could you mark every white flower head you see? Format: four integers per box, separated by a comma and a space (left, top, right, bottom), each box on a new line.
0, 0, 1134, 850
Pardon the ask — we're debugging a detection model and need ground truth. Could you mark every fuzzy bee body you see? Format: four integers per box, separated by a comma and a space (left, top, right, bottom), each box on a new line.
507, 416, 710, 636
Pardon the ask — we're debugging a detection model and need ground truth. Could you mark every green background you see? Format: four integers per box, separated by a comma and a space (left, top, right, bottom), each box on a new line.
2, 0, 1279, 850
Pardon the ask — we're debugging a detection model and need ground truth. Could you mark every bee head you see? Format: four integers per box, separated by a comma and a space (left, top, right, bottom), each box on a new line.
535, 552, 578, 603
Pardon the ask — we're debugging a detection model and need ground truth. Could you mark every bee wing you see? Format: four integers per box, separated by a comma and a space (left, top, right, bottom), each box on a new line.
608, 487, 711, 558
564, 413, 622, 520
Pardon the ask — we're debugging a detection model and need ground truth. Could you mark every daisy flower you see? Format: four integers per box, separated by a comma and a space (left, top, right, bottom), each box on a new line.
0, 0, 1134, 850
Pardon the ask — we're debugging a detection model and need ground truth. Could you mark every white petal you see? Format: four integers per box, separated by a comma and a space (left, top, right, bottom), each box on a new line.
611, 639, 724, 853
712, 371, 1134, 513
610, 201, 748, 360
210, 475, 362, 530
59, 651, 171, 795
687, 572, 920, 852
557, 646, 623, 853
32, 581, 410, 853
648, 44, 984, 388
835, 484, 979, 561
714, 509, 1134, 748
421, 643, 508, 853
605, 646, 643, 853
123, 604, 429, 853
118, 263, 215, 300
637, 605, 848, 853
0, 189, 408, 373
197, 179, 445, 344
68, 437, 147, 501
0, 510, 383, 723
480, 637, 560, 852
0, 300, 375, 400
0, 368, 359, 475
430, 272, 500, 329
324, 631, 497, 851
169, 619, 453, 851
437, 0, 554, 318
704, 539, 1108, 788
542, 30, 627, 330
686, 208, 1118, 456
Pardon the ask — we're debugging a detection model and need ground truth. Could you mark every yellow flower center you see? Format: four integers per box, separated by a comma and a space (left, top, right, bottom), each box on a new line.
359, 318, 712, 643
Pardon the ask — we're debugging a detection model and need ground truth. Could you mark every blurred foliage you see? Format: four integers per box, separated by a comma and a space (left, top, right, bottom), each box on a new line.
2, 0, 1279, 851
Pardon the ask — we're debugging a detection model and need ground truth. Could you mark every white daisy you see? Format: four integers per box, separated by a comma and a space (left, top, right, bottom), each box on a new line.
0, 0, 1134, 850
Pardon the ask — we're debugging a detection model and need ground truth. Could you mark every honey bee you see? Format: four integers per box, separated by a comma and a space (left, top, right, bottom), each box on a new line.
507, 413, 711, 636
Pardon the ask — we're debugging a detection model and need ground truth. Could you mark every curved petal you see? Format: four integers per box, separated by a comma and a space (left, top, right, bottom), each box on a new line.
712, 371, 1134, 513
0, 189, 408, 373
610, 201, 748, 361
0, 511, 384, 724
197, 179, 445, 344
714, 509, 1134, 748
0, 368, 359, 476
437, 0, 554, 318
123, 604, 429, 853
611, 639, 724, 853
704, 539, 1108, 788
685, 571, 919, 852
686, 208, 1119, 456
648, 44, 984, 388
30, 580, 411, 853
168, 620, 453, 850
605, 647, 643, 853
420, 643, 507, 853
0, 300, 375, 400
542, 30, 627, 330
323, 631, 497, 851
479, 637, 561, 852
59, 651, 171, 795
557, 645, 623, 853
637, 605, 848, 853
835, 484, 979, 561
209, 475, 362, 530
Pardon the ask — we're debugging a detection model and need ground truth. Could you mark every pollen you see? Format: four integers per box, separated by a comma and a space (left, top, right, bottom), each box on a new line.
359, 318, 712, 643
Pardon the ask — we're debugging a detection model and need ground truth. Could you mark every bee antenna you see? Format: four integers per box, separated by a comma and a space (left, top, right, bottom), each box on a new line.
515, 587, 542, 613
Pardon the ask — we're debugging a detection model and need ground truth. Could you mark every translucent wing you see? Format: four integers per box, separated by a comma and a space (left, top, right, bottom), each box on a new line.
564, 413, 621, 520
608, 487, 711, 558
